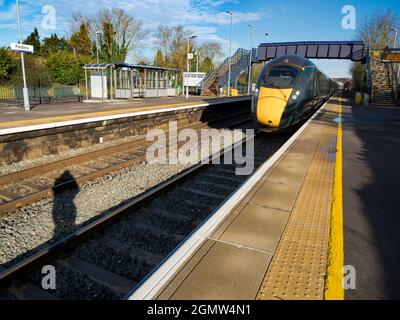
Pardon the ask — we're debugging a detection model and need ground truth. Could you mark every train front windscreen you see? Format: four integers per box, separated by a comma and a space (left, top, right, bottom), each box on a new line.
262, 66, 299, 89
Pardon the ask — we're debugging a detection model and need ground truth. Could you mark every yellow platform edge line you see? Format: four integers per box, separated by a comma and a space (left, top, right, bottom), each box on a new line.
324, 96, 344, 300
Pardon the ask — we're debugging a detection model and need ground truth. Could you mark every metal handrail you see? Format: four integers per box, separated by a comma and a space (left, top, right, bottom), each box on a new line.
202, 48, 250, 92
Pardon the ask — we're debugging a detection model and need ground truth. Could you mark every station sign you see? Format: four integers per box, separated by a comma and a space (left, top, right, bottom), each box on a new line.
183, 72, 206, 87
10, 43, 34, 54
381, 51, 400, 63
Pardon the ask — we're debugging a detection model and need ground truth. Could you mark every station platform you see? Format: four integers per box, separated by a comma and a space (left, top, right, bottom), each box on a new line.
149, 97, 400, 300
0, 95, 250, 134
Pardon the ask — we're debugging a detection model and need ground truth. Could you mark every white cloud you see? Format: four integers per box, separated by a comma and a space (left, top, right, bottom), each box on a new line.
1, 0, 270, 59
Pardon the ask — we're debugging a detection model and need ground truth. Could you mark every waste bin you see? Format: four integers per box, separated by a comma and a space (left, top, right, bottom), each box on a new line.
363, 93, 370, 106
176, 84, 183, 96
355, 92, 362, 105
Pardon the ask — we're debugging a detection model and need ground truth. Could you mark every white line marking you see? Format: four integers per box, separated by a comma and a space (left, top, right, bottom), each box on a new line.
127, 100, 330, 300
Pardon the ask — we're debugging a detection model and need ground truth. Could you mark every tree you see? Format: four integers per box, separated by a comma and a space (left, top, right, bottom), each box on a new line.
89, 8, 147, 63
24, 27, 41, 54
351, 10, 399, 92
154, 49, 163, 66
41, 34, 70, 56
46, 51, 93, 85
154, 24, 192, 72
350, 63, 367, 92
0, 48, 17, 82
356, 10, 399, 50
70, 23, 93, 56
198, 41, 222, 65
200, 56, 214, 73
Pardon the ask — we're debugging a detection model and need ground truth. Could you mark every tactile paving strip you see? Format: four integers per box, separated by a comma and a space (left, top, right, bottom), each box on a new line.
257, 123, 337, 300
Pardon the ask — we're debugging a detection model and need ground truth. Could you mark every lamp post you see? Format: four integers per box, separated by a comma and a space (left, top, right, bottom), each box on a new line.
226, 11, 233, 96
390, 28, 398, 48
96, 31, 101, 64
185, 35, 197, 98
195, 52, 199, 72
247, 24, 254, 95
263, 33, 269, 66
15, 0, 30, 111
390, 28, 400, 85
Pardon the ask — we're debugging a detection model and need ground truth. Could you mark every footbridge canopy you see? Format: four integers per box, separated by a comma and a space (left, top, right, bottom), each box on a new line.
258, 41, 366, 63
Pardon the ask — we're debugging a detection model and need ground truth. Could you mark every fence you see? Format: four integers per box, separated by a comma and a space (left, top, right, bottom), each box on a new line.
0, 78, 87, 107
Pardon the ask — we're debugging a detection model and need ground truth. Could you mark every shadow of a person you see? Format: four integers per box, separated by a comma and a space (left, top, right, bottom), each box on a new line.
52, 170, 80, 239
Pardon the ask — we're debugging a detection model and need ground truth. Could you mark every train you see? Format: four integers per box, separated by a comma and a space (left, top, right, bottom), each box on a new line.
251, 55, 338, 132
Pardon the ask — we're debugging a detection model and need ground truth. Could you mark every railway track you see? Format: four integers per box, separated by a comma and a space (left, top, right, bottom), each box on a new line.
0, 121, 293, 300
0, 111, 248, 214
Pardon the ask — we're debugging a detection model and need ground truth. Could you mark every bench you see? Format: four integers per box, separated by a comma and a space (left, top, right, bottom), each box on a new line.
34, 87, 51, 103
14, 87, 36, 105
53, 86, 83, 102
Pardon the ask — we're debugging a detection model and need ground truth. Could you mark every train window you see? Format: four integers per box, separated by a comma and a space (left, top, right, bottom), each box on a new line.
262, 66, 299, 89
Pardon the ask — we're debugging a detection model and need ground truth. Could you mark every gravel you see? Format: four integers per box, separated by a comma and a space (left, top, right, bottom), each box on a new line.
27, 261, 119, 300
0, 128, 247, 268
0, 134, 144, 176
74, 240, 155, 282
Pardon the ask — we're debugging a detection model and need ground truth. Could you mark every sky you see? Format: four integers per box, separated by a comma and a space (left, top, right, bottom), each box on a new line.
0, 0, 399, 77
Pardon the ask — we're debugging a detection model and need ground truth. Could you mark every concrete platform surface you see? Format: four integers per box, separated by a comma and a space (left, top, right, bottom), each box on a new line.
155, 100, 340, 300
0, 95, 250, 131
343, 103, 400, 299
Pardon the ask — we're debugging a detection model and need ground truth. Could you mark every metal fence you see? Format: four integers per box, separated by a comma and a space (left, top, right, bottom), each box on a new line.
0, 78, 86, 107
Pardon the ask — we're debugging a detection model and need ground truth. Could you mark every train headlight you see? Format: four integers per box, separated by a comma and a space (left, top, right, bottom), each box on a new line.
290, 90, 300, 101
251, 88, 259, 113
254, 88, 259, 98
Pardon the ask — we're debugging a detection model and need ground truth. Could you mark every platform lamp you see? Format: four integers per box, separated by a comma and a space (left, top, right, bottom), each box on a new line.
247, 24, 254, 95
15, 0, 30, 111
185, 35, 197, 99
263, 33, 269, 66
96, 31, 101, 64
226, 11, 233, 96
390, 28, 398, 48
390, 28, 399, 83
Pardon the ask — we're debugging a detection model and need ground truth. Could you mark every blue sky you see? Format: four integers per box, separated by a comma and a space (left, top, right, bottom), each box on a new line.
0, 0, 399, 77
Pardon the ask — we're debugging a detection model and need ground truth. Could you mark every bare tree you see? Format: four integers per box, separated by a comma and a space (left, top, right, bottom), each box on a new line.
198, 41, 222, 64
357, 9, 399, 50
155, 25, 172, 60
154, 25, 192, 71
351, 10, 400, 92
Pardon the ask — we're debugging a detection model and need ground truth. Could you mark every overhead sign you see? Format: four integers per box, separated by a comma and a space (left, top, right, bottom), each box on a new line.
10, 43, 34, 54
183, 72, 206, 87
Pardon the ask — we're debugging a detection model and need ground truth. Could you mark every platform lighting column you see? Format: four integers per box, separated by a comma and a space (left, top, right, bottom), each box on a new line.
247, 24, 254, 95
390, 28, 400, 82
15, 0, 30, 111
84, 68, 88, 101
185, 35, 197, 99
96, 31, 100, 64
263, 33, 269, 66
226, 11, 233, 96
101, 68, 104, 101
